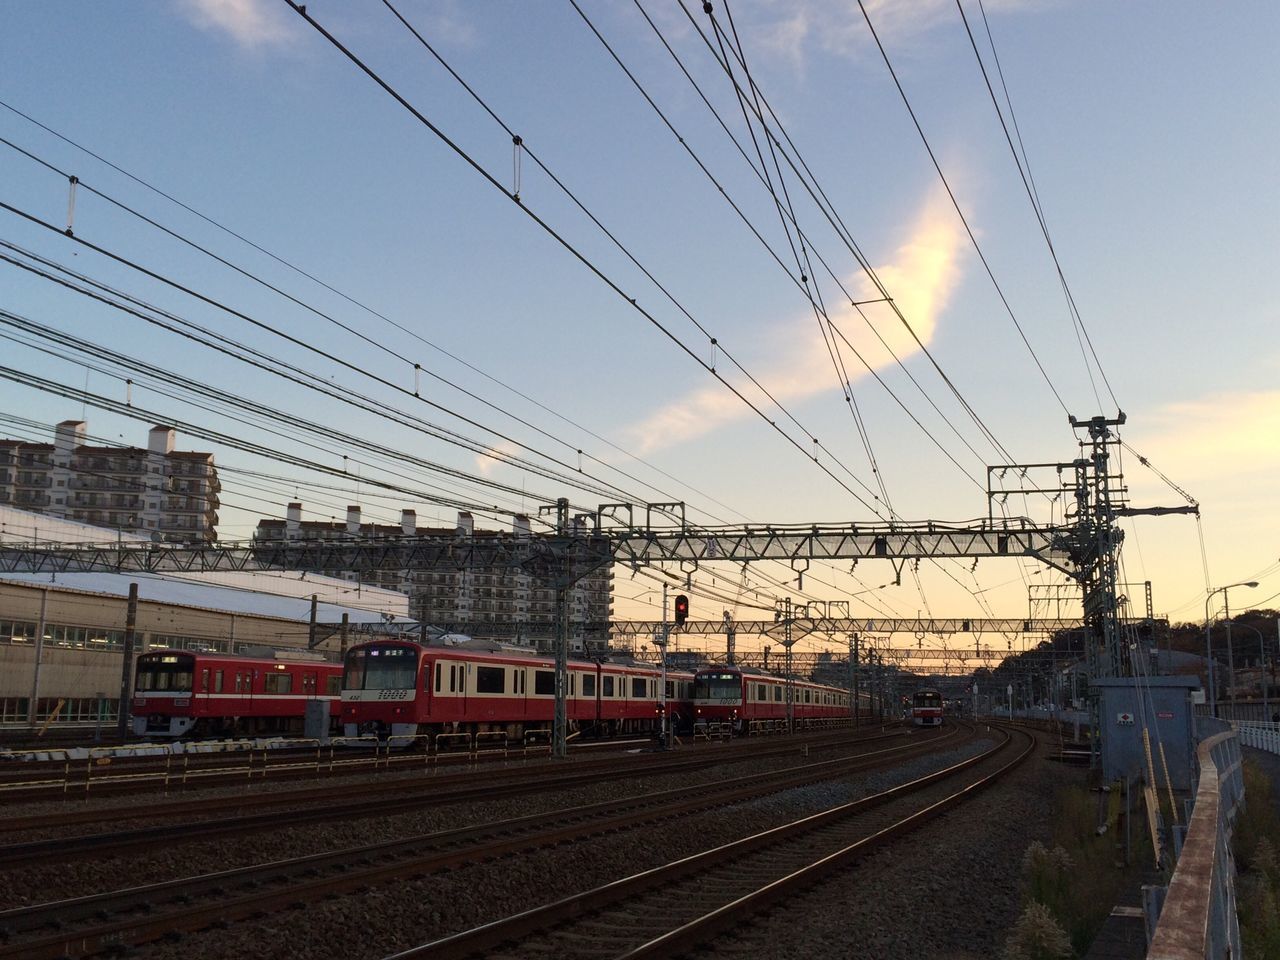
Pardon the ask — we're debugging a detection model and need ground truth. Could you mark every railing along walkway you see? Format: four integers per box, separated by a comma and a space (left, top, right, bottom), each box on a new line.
1234, 720, 1280, 754
1146, 730, 1243, 960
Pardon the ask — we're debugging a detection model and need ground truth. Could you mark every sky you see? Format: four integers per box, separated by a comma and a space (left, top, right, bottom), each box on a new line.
1, 0, 1278, 660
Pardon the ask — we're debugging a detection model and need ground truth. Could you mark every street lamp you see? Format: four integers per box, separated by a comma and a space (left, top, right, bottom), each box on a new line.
1204, 581, 1258, 717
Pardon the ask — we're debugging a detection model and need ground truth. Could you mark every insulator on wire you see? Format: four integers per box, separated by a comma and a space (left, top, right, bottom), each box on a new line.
512, 135, 523, 202
65, 175, 79, 236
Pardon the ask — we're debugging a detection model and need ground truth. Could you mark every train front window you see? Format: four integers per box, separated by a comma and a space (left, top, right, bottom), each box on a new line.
694, 673, 741, 700
914, 691, 943, 708
135, 654, 194, 693
344, 645, 418, 691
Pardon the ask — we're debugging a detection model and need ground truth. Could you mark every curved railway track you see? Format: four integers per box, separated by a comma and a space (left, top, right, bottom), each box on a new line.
0, 728, 906, 862
387, 723, 1034, 960
0, 726, 971, 959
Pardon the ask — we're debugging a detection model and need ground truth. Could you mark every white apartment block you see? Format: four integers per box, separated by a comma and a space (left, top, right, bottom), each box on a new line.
254, 504, 614, 652
0, 421, 220, 542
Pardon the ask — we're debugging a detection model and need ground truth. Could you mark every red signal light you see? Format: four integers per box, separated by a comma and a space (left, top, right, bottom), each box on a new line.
674, 594, 689, 625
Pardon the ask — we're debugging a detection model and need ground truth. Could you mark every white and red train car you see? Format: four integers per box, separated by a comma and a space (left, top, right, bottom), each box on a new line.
692, 665, 850, 734
340, 639, 694, 740
131, 649, 342, 737
911, 687, 944, 727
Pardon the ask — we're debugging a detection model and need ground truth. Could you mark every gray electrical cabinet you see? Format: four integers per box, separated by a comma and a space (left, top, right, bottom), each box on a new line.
304, 698, 331, 743
1090, 675, 1200, 790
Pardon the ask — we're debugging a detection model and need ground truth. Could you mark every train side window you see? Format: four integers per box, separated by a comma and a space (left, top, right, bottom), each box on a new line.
449, 664, 457, 693
234, 672, 243, 694
303, 672, 316, 694
263, 672, 293, 694
773, 686, 782, 702
630, 677, 645, 698
476, 666, 504, 694
200, 668, 209, 693
602, 675, 615, 698
582, 673, 596, 697
326, 675, 341, 696
534, 670, 555, 696
434, 662, 442, 693
214, 670, 223, 693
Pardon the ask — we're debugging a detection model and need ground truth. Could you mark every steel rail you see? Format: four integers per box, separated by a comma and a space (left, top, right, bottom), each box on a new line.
0, 727, 965, 959
0, 727, 897, 865
387, 723, 1032, 959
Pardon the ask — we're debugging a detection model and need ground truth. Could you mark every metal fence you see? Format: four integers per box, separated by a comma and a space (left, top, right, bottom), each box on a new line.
1145, 728, 1243, 959
1234, 720, 1280, 754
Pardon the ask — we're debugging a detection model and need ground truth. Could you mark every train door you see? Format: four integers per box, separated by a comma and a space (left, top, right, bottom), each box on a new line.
442, 660, 465, 722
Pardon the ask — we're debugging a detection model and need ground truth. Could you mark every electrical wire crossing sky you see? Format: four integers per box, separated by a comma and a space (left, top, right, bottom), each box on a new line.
1, 0, 1277, 644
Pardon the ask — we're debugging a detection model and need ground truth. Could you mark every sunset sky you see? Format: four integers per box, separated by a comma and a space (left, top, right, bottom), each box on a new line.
2, 1, 1277, 658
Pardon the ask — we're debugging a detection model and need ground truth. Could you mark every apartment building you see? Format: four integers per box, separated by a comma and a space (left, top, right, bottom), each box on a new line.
0, 421, 219, 542
254, 504, 614, 651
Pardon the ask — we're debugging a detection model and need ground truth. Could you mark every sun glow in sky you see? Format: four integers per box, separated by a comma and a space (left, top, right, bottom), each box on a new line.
1, 0, 1278, 658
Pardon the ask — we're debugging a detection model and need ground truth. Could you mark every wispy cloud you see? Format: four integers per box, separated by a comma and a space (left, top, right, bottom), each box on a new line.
622, 184, 966, 455
734, 0, 1044, 70
1130, 389, 1280, 491
474, 440, 521, 478
177, 0, 296, 51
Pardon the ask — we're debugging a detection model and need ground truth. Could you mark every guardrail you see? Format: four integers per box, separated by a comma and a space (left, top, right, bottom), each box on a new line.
1146, 729, 1243, 959
1234, 720, 1280, 754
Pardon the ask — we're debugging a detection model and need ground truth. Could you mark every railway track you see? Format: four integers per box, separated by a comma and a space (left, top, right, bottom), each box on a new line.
0, 725, 969, 959
386, 722, 1034, 960
0, 727, 911, 864
0, 724, 886, 805
0, 733, 658, 801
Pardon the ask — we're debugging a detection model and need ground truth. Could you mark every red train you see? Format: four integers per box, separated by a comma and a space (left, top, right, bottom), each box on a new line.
693, 665, 852, 734
340, 639, 695, 740
911, 687, 944, 727
131, 648, 342, 737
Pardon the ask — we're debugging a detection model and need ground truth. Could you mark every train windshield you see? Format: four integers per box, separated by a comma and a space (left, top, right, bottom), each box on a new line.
135, 653, 194, 693
913, 690, 943, 707
694, 672, 741, 700
344, 645, 419, 691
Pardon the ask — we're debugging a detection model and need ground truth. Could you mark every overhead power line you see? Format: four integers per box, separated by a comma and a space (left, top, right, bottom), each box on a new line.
284, 0, 888, 518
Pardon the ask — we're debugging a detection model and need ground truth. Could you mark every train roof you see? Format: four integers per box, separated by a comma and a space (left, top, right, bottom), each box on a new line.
140, 647, 336, 665
694, 663, 851, 691
349, 637, 692, 674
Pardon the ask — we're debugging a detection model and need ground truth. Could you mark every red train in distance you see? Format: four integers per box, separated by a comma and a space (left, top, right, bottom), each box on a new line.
340, 639, 695, 741
692, 665, 852, 734
911, 687, 944, 727
131, 648, 342, 738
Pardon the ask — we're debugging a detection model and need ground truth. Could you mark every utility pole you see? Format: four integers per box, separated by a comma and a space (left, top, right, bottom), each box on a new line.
849, 633, 859, 728
116, 582, 138, 740
28, 587, 48, 727
724, 610, 735, 666
552, 497, 570, 759
1224, 592, 1237, 715
660, 583, 670, 749
776, 598, 795, 734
